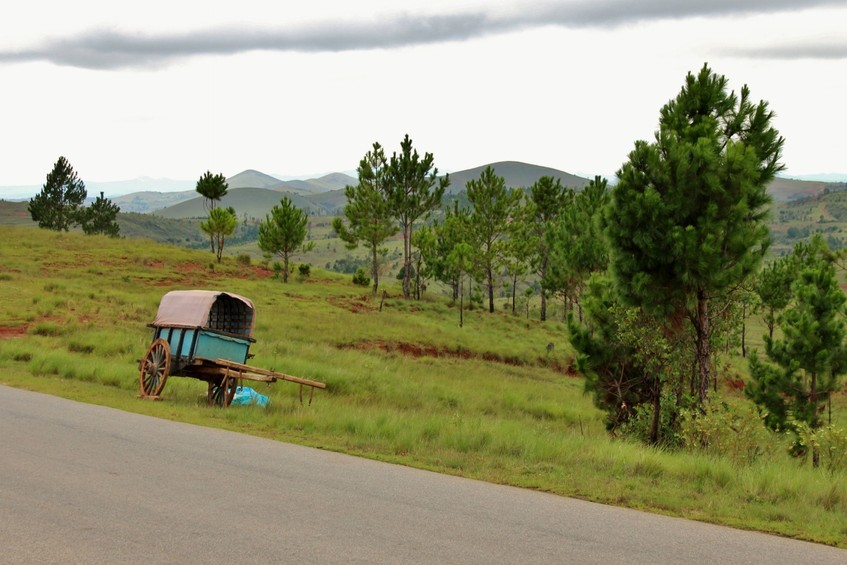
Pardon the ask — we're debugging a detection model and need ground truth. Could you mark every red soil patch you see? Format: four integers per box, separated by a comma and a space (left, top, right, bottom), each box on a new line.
726, 378, 746, 391
340, 340, 578, 375
0, 325, 27, 339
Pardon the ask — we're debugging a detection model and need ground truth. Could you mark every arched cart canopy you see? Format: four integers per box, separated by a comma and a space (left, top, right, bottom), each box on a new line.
152, 290, 255, 338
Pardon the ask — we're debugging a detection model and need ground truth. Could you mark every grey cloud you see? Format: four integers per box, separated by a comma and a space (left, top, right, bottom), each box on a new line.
726, 40, 847, 60
1, 0, 845, 69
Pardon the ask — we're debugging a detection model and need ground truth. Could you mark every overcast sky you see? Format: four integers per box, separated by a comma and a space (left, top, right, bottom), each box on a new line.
1, 0, 845, 196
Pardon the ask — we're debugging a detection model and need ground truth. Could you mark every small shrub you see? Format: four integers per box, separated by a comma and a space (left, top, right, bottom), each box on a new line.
795, 423, 847, 473
352, 267, 370, 287
298, 263, 311, 277
236, 254, 251, 266
679, 400, 773, 464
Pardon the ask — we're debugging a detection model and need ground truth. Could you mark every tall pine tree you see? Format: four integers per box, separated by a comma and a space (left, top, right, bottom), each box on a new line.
332, 143, 397, 295
607, 64, 784, 404
28, 156, 87, 231
386, 135, 449, 299
466, 166, 523, 313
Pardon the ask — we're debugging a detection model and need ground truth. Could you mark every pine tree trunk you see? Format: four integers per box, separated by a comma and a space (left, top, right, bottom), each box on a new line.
487, 266, 494, 313
741, 302, 747, 358
371, 246, 380, 295
695, 290, 711, 404
540, 256, 548, 321
402, 224, 412, 299
459, 274, 464, 327
511, 273, 517, 314
283, 254, 290, 283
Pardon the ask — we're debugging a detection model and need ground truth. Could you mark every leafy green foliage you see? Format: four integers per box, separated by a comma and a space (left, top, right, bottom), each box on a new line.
200, 207, 238, 263
754, 255, 795, 341
607, 64, 784, 403
258, 197, 313, 282
80, 191, 120, 237
195, 171, 229, 212
568, 275, 656, 433
352, 267, 370, 287
28, 156, 87, 231
747, 236, 847, 466
547, 176, 609, 321
418, 201, 471, 302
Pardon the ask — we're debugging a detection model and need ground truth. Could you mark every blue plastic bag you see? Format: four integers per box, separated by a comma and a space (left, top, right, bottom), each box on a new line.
232, 386, 269, 407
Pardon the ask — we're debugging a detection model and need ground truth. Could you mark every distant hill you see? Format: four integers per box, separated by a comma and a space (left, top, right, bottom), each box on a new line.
303, 188, 348, 215
278, 172, 356, 194
153, 187, 328, 220
768, 177, 828, 202
112, 190, 196, 213
227, 170, 284, 190
444, 161, 591, 193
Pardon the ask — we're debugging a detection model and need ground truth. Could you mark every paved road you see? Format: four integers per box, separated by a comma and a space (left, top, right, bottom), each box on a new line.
1, 385, 844, 564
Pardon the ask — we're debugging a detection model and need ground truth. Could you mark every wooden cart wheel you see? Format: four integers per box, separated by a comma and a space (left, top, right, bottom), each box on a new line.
208, 373, 237, 407
140, 339, 170, 397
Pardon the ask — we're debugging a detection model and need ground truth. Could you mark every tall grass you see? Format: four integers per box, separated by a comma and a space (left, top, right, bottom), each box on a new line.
1, 226, 846, 547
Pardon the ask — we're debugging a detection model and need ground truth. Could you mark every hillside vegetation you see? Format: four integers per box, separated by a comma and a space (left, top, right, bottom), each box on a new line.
1, 226, 845, 547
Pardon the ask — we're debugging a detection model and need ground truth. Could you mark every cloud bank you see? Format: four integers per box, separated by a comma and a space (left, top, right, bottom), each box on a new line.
1, 0, 844, 69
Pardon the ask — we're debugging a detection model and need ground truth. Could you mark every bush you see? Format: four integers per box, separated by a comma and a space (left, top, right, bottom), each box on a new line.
298, 263, 311, 277
236, 254, 251, 266
795, 423, 847, 473
678, 400, 774, 465
352, 267, 370, 287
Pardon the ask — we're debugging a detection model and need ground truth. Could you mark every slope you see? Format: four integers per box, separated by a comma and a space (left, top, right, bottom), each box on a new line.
444, 161, 591, 193
153, 187, 324, 220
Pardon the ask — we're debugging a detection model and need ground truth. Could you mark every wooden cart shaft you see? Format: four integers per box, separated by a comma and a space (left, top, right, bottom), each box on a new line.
192, 358, 326, 389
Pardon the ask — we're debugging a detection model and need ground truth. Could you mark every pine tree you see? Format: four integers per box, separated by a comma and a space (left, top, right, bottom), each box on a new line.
521, 176, 571, 321
386, 135, 449, 299
258, 197, 313, 282
195, 171, 229, 252
332, 143, 397, 295
547, 176, 610, 323
747, 236, 847, 467
607, 64, 784, 404
80, 191, 121, 237
200, 207, 238, 263
28, 156, 87, 231
466, 166, 523, 313
754, 255, 795, 341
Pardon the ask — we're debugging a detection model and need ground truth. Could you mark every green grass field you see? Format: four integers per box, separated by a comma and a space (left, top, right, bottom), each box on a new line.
1, 226, 846, 547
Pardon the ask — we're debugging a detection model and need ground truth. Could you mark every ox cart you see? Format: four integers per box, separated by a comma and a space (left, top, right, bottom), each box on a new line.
139, 290, 325, 406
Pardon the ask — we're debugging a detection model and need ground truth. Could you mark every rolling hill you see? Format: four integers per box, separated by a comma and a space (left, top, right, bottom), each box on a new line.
151, 162, 585, 219
152, 187, 324, 220
767, 176, 828, 202
443, 161, 591, 193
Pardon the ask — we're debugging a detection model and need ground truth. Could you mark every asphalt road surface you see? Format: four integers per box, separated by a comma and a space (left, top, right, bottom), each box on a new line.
1, 385, 845, 564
